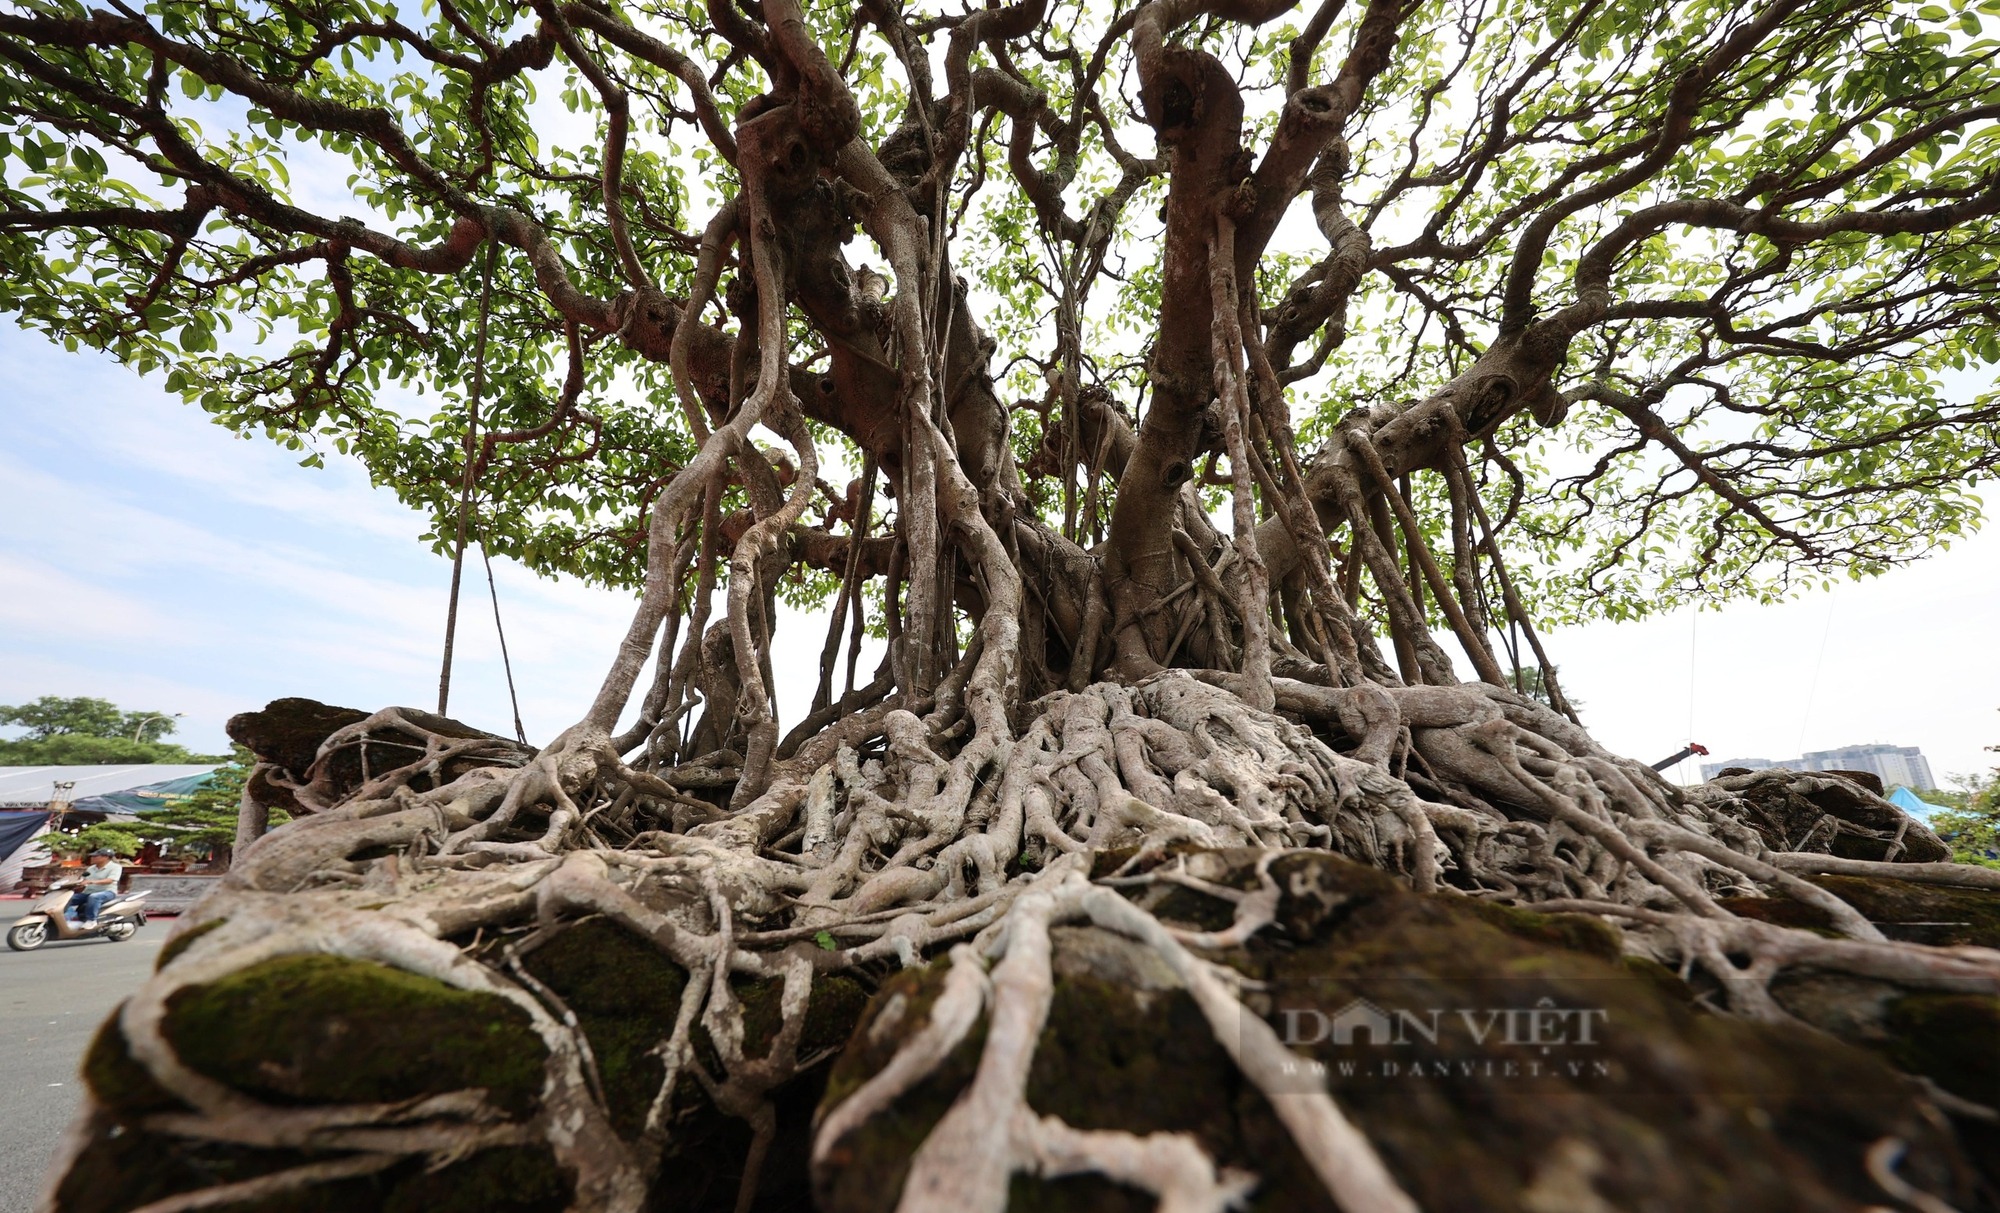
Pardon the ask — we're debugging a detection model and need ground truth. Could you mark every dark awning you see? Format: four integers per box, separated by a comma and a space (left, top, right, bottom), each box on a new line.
0, 810, 51, 861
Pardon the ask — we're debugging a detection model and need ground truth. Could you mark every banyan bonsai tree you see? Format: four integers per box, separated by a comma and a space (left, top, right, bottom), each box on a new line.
4, 0, 2000, 1208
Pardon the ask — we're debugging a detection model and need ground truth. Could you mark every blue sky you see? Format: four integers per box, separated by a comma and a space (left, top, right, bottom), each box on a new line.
3, 321, 1996, 786
1, 323, 640, 750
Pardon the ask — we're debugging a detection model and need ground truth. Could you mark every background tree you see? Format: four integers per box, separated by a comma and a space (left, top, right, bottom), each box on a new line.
0, 695, 225, 763
1932, 727, 2000, 868
1931, 793, 2000, 867
0, 695, 130, 740
4, 0, 1999, 1207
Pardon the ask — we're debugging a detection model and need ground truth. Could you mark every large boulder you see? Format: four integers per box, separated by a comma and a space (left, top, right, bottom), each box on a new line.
62, 915, 871, 1213
1708, 768, 1949, 862
227, 698, 534, 814
816, 850, 1996, 1212
67, 955, 562, 1213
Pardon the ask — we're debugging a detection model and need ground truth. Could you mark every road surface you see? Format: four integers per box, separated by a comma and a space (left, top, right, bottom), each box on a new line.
0, 921, 166, 1213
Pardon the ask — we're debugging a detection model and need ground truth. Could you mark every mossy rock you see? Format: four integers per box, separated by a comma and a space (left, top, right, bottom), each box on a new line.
1024, 934, 1333, 1213
81, 1008, 184, 1120
1454, 896, 1623, 961
732, 967, 873, 1064
648, 964, 872, 1212
1719, 872, 2000, 948
72, 980, 565, 1213
51, 1124, 571, 1213
516, 915, 872, 1158
226, 1145, 572, 1213
66, 918, 872, 1213
163, 954, 546, 1116
1092, 846, 1266, 933
816, 851, 1988, 1213
1882, 992, 2000, 1109
156, 918, 226, 971
522, 917, 690, 1138
814, 963, 991, 1213
52, 1118, 315, 1213
381, 1146, 573, 1213
1258, 855, 1977, 1213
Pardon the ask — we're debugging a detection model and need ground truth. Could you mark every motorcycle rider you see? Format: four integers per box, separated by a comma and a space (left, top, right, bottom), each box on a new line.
68, 849, 123, 927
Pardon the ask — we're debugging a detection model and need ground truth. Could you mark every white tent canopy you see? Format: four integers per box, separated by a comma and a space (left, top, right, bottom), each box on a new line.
0, 765, 220, 807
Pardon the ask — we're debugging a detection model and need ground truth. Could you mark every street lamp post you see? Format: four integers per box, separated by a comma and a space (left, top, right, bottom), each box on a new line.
131, 712, 185, 742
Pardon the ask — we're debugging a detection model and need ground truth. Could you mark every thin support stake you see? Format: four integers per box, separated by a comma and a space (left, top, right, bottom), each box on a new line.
437, 240, 498, 717
1797, 592, 1836, 756
1687, 608, 1698, 777
480, 532, 528, 745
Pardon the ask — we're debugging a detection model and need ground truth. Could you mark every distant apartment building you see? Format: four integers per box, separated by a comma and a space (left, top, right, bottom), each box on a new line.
1700, 744, 1936, 791
1801, 745, 1936, 791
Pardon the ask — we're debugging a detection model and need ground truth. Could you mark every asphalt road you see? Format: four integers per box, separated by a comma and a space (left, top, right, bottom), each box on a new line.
0, 912, 166, 1213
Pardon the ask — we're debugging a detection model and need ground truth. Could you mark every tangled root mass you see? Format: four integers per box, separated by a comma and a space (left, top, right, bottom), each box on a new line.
43, 670, 2000, 1213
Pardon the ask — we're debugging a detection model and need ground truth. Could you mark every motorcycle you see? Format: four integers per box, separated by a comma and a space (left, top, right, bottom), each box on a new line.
6, 880, 151, 951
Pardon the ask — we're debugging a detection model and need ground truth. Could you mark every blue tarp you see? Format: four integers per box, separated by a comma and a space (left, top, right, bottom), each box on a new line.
0, 810, 50, 863
1887, 786, 1949, 821
69, 772, 216, 815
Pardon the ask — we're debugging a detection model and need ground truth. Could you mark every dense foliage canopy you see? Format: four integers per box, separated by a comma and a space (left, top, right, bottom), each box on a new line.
4, 0, 1997, 639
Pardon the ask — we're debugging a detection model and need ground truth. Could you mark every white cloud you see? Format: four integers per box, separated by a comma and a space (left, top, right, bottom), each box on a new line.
1550, 517, 2000, 785
0, 555, 171, 643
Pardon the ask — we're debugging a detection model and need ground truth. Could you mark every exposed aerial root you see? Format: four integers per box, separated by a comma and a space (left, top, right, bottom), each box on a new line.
1764, 853, 2000, 891
124, 1153, 403, 1213
836, 865, 1414, 1213
1073, 883, 1420, 1213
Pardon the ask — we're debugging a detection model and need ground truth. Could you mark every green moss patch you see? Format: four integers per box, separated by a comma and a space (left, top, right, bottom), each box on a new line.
383, 1146, 572, 1213
1882, 992, 2000, 1108
1456, 897, 1623, 961
156, 918, 226, 971
814, 962, 989, 1213
164, 954, 546, 1117
522, 918, 688, 1138
800, 973, 871, 1057
52, 1127, 569, 1213
53, 1123, 311, 1213
81, 1007, 184, 1120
